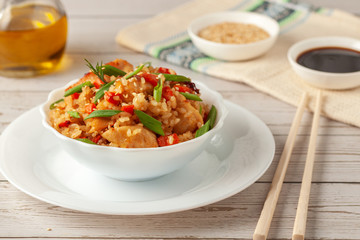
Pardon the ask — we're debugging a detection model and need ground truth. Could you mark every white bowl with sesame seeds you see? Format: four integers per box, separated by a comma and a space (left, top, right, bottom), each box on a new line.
188, 11, 279, 61
40, 79, 228, 181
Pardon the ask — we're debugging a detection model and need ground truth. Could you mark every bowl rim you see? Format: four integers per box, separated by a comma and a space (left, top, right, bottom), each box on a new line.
287, 36, 360, 77
40, 80, 229, 152
187, 11, 280, 48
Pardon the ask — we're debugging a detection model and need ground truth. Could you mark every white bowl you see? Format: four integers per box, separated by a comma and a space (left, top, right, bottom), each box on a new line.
40, 80, 228, 181
288, 36, 360, 90
188, 11, 279, 61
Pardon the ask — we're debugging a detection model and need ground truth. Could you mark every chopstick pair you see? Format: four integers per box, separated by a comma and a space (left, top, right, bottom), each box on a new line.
253, 90, 323, 240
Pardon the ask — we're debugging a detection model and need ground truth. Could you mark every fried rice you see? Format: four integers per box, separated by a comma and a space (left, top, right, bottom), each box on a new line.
48, 59, 213, 148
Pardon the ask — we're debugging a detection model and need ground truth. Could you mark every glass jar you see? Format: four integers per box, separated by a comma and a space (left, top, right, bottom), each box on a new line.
0, 0, 67, 77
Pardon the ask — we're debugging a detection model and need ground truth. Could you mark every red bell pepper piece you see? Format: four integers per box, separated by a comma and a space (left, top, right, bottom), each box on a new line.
85, 103, 96, 114
157, 67, 176, 75
157, 133, 179, 147
162, 86, 174, 101
174, 84, 192, 93
71, 92, 80, 99
104, 91, 121, 105
138, 73, 158, 87
121, 105, 134, 114
92, 134, 102, 144
58, 120, 71, 128
92, 77, 104, 89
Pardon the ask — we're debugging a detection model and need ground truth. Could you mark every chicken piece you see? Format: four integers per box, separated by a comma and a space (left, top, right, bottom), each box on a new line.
66, 72, 102, 91
86, 117, 113, 133
173, 94, 203, 134
102, 125, 158, 148
105, 59, 134, 73
77, 86, 94, 109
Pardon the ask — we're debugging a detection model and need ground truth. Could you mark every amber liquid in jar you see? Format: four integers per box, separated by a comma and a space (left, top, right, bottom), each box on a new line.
0, 4, 67, 77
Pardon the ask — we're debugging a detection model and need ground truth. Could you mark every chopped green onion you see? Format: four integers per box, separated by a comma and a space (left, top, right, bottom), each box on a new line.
195, 105, 217, 138
124, 62, 151, 79
64, 81, 94, 97
93, 80, 115, 103
85, 59, 106, 84
199, 105, 203, 115
154, 73, 191, 82
103, 65, 126, 77
134, 109, 164, 136
84, 109, 121, 120
153, 78, 163, 102
76, 138, 97, 145
207, 105, 217, 129
179, 92, 202, 101
49, 99, 64, 109
125, 64, 145, 79
195, 120, 210, 138
67, 111, 80, 118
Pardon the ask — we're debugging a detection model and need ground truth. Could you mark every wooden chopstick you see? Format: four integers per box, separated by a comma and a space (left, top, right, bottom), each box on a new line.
292, 90, 323, 240
253, 92, 309, 240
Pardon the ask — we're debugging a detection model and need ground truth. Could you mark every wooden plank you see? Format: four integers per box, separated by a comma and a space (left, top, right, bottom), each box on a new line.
61, 0, 360, 16
0, 182, 359, 239
66, 18, 141, 54
0, 53, 166, 92
259, 153, 360, 183
61, 2, 360, 55
62, 0, 188, 17
62, 7, 360, 55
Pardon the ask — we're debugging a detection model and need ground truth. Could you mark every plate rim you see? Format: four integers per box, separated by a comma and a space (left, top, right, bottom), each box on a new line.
0, 100, 275, 215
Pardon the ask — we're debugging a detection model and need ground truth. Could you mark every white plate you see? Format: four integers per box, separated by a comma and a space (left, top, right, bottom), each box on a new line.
0, 100, 275, 215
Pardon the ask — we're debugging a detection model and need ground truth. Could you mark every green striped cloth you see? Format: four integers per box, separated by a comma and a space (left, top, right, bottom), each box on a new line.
117, 0, 360, 127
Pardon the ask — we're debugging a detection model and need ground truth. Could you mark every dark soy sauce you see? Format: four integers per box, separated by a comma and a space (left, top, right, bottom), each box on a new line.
296, 47, 360, 73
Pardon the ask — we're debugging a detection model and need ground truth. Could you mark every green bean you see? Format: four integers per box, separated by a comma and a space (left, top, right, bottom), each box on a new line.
134, 110, 164, 136
67, 111, 80, 118
195, 120, 210, 138
154, 73, 191, 82
207, 105, 217, 129
153, 78, 163, 102
76, 138, 97, 145
64, 81, 94, 97
179, 92, 202, 101
93, 80, 115, 103
49, 99, 64, 109
125, 64, 145, 79
103, 65, 126, 77
84, 109, 121, 120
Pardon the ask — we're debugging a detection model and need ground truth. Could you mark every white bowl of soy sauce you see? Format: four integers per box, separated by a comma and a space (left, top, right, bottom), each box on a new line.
287, 36, 360, 90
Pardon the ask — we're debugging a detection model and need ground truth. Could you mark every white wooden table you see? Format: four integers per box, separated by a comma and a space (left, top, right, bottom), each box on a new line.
1, 0, 359, 239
